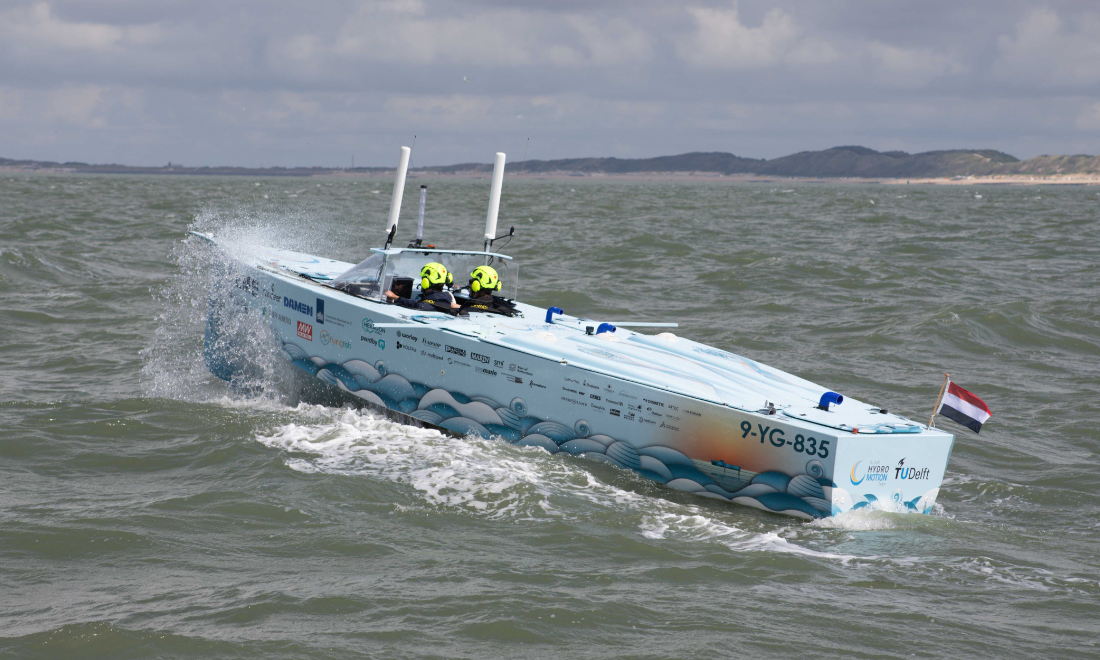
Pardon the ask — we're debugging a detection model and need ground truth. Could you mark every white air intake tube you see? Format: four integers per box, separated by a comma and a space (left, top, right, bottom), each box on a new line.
385, 146, 412, 239
484, 152, 506, 249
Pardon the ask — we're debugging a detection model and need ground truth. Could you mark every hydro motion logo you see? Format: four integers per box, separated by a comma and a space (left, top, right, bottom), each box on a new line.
850, 461, 889, 486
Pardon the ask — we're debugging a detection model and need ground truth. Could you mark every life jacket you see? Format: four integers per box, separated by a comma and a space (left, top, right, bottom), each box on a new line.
414, 290, 460, 315
392, 289, 459, 314
460, 294, 518, 317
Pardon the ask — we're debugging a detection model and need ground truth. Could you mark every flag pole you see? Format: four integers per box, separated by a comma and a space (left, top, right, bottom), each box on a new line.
929, 373, 949, 428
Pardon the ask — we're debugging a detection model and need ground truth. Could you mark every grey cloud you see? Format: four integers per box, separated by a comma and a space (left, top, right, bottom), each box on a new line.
1, 0, 1099, 167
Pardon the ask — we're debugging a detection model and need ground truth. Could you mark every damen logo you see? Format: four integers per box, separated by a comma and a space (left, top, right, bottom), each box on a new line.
285, 296, 313, 317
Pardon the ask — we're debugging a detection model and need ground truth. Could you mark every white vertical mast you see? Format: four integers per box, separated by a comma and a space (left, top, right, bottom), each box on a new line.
484, 152, 506, 250
385, 146, 412, 238
415, 184, 427, 245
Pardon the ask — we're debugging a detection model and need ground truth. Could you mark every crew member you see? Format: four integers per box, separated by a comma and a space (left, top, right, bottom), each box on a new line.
384, 262, 461, 312
460, 265, 518, 316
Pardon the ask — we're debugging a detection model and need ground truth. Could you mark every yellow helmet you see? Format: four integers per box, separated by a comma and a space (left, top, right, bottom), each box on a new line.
420, 262, 452, 290
469, 265, 501, 293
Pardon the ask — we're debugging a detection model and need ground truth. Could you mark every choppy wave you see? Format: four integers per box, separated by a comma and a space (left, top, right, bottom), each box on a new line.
256, 405, 870, 560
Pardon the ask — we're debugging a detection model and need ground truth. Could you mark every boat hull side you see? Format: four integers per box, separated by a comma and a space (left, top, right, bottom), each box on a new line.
213, 263, 955, 520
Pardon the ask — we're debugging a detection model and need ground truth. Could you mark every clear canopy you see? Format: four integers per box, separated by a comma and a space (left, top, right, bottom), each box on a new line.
331, 248, 518, 302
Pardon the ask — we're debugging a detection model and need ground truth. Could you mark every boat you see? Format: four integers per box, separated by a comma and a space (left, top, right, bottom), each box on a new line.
193, 146, 955, 520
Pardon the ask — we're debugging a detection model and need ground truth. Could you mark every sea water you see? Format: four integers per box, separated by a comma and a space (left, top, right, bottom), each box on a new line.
1, 174, 1098, 658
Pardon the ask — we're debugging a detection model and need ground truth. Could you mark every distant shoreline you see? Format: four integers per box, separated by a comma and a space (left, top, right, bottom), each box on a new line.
5, 144, 1100, 185
5, 165, 1098, 186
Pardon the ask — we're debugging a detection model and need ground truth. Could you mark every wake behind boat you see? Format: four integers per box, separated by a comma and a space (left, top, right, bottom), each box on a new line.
194, 146, 955, 520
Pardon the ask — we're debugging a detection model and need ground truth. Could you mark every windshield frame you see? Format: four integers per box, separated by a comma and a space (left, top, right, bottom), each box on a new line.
331, 248, 518, 303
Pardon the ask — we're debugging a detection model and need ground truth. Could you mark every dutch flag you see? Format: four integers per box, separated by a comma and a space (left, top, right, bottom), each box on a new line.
937, 380, 992, 433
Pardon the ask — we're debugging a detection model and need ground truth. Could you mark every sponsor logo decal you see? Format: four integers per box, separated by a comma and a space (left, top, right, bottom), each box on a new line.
659, 422, 680, 431
509, 364, 532, 375
666, 414, 681, 421
445, 345, 466, 357
316, 298, 325, 324
361, 317, 386, 334
494, 360, 504, 368
605, 398, 624, 406
263, 284, 280, 302
610, 409, 621, 417
326, 313, 351, 328
639, 417, 656, 425
529, 380, 546, 389
475, 367, 498, 376
319, 330, 350, 349
646, 407, 663, 417
395, 341, 416, 352
564, 376, 580, 384
236, 275, 259, 297
264, 308, 293, 325
360, 335, 386, 349
583, 380, 600, 390
423, 338, 441, 348
505, 375, 523, 384
396, 330, 418, 342
684, 410, 702, 417
643, 398, 664, 407
622, 411, 636, 421
850, 461, 890, 486
618, 390, 638, 400
561, 396, 588, 407
446, 357, 470, 367
563, 387, 580, 394
590, 403, 606, 411
471, 352, 490, 364
894, 458, 930, 481
297, 321, 313, 341
590, 394, 601, 401
421, 350, 444, 361
284, 296, 313, 317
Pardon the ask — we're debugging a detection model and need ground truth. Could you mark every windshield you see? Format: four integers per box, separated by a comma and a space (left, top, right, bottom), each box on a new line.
331, 250, 518, 302
330, 252, 386, 299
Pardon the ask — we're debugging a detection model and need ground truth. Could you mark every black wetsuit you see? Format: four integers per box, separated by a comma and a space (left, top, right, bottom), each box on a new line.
459, 293, 519, 317
391, 289, 459, 314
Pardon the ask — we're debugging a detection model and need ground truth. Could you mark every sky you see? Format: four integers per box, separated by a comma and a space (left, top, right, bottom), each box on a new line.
2, 0, 1100, 167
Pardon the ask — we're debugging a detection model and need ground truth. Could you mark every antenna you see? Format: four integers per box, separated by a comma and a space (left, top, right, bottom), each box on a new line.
484, 152, 506, 251
412, 184, 427, 247
385, 146, 411, 241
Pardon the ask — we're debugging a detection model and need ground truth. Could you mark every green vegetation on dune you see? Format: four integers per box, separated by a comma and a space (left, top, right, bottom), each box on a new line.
5, 146, 1100, 178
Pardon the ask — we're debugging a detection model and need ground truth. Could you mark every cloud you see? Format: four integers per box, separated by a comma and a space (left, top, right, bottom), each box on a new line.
0, 1, 1099, 166
1075, 102, 1100, 131
866, 41, 965, 88
46, 85, 105, 126
677, 5, 804, 69
0, 2, 161, 51
994, 7, 1100, 86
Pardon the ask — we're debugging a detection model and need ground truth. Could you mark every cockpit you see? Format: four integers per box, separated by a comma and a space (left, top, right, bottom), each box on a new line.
330, 247, 519, 313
